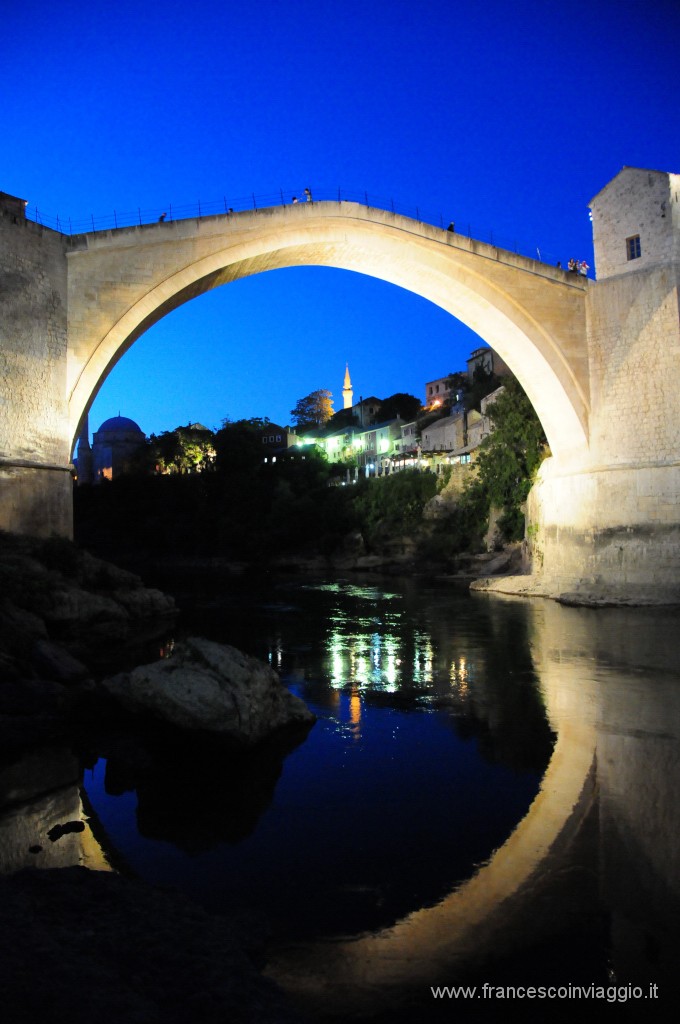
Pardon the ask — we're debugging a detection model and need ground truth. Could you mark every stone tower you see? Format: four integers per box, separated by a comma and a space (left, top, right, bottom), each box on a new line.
74, 415, 93, 485
589, 166, 680, 280
342, 363, 353, 410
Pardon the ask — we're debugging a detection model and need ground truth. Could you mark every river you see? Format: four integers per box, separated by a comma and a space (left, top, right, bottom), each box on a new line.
79, 570, 679, 1020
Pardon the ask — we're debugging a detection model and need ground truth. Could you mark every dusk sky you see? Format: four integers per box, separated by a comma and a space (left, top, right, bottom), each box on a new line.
3, 0, 679, 437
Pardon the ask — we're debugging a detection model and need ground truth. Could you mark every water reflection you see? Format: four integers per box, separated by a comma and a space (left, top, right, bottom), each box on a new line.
316, 581, 483, 742
269, 594, 680, 1019
319, 585, 439, 694
0, 747, 109, 874
10, 574, 678, 1015
73, 575, 551, 943
96, 724, 314, 852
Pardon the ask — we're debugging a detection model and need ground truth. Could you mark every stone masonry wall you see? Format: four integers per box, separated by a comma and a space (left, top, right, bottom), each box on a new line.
0, 210, 72, 535
523, 167, 680, 599
590, 168, 680, 280
586, 263, 680, 467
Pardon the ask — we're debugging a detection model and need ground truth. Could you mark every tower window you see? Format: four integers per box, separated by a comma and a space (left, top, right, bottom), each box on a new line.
626, 235, 641, 261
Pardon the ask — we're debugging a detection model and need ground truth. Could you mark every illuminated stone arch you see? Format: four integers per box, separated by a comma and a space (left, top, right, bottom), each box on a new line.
66, 204, 590, 463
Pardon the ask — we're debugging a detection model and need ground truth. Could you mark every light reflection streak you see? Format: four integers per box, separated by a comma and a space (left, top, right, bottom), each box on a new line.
319, 581, 481, 698
267, 635, 284, 669
349, 688, 362, 740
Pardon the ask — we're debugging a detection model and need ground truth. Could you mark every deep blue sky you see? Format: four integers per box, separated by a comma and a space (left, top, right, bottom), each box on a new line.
3, 0, 679, 436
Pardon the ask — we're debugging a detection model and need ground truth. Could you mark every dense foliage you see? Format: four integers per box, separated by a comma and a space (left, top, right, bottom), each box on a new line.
143, 425, 217, 475
75, 446, 357, 563
375, 392, 422, 422
473, 377, 548, 540
75, 371, 547, 567
352, 470, 438, 549
290, 389, 334, 431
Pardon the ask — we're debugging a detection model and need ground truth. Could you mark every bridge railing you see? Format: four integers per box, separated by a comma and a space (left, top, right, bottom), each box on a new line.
25, 186, 571, 270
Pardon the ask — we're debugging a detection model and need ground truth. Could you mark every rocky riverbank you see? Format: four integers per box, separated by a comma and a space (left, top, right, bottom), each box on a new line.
0, 532, 311, 1022
470, 571, 680, 606
0, 531, 176, 754
0, 866, 302, 1024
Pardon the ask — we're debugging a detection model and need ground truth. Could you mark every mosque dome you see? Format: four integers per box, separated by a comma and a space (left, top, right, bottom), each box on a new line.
96, 415, 145, 436
88, 415, 147, 483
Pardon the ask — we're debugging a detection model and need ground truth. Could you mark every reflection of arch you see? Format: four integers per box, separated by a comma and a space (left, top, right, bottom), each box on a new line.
67, 205, 590, 461
267, 730, 596, 1014
266, 596, 598, 1015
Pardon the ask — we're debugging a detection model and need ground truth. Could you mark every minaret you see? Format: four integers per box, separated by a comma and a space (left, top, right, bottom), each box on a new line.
342, 363, 354, 410
75, 414, 93, 485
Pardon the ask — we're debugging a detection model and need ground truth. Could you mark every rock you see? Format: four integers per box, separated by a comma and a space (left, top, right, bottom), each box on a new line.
30, 639, 90, 685
76, 550, 142, 590
41, 586, 130, 632
0, 602, 49, 677
423, 492, 458, 520
0, 677, 67, 717
102, 637, 315, 744
483, 504, 505, 551
0, 747, 80, 811
111, 586, 176, 619
0, 603, 47, 642
480, 548, 515, 575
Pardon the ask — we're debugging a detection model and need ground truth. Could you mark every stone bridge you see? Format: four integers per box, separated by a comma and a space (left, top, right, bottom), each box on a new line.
1, 167, 679, 601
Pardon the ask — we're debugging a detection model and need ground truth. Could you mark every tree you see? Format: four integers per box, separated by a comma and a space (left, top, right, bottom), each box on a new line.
378, 392, 422, 422
150, 425, 216, 474
353, 470, 438, 550
214, 417, 271, 472
327, 407, 359, 430
473, 377, 548, 539
290, 390, 334, 431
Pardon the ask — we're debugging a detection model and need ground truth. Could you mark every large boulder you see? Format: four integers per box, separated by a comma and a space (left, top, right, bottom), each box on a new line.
102, 637, 315, 744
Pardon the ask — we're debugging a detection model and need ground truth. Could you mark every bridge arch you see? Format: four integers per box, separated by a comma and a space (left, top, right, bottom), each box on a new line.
67, 204, 590, 462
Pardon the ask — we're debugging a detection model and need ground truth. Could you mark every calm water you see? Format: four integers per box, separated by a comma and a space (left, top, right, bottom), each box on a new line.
4, 570, 680, 1018
83, 574, 553, 941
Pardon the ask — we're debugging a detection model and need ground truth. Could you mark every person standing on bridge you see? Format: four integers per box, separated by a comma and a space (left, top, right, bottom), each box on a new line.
304, 187, 313, 203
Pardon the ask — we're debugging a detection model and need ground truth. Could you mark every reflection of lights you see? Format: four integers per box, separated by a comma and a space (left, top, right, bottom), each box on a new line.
325, 624, 408, 691
328, 632, 346, 687
450, 656, 472, 697
349, 688, 362, 739
321, 585, 455, 694
385, 636, 399, 687
413, 633, 434, 684
371, 632, 382, 668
